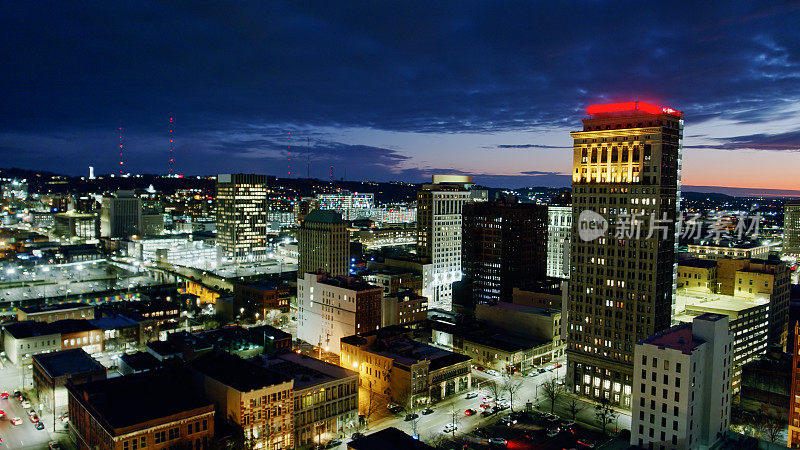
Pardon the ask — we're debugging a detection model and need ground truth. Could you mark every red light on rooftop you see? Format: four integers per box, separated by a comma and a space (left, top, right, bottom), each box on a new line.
587, 101, 681, 117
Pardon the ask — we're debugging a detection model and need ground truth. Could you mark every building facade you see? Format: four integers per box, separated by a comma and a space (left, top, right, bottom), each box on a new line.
546, 205, 572, 279
216, 173, 270, 261
297, 210, 350, 278
381, 290, 428, 327
417, 175, 486, 310
785, 201, 800, 258
567, 102, 683, 408
297, 273, 382, 354
631, 314, 732, 450
100, 191, 142, 239
461, 198, 548, 303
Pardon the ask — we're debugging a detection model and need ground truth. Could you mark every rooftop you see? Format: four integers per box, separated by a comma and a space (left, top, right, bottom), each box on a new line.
119, 351, 161, 372
477, 301, 559, 316
640, 323, 704, 355
4, 321, 57, 339
32, 348, 104, 379
252, 352, 357, 390
19, 302, 94, 314
68, 369, 213, 433
303, 209, 345, 225
316, 275, 382, 292
349, 427, 434, 450
384, 290, 426, 301
49, 319, 99, 334
343, 327, 471, 370
190, 352, 291, 392
678, 258, 718, 269
89, 315, 139, 330
682, 298, 768, 316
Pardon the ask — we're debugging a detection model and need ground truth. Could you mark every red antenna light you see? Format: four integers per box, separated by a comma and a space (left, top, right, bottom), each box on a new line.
287, 131, 292, 177
118, 123, 124, 174
329, 165, 333, 182
168, 116, 174, 174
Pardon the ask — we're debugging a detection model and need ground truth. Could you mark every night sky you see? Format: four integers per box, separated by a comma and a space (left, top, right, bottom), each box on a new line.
2, 2, 800, 192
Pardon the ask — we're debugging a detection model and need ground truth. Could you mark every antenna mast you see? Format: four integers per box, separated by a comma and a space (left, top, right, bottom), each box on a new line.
169, 116, 175, 175
306, 138, 310, 179
287, 131, 292, 177
118, 122, 124, 174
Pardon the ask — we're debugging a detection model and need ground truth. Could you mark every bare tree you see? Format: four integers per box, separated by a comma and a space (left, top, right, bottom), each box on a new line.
564, 396, 585, 421
595, 396, 618, 436
447, 404, 462, 438
360, 388, 381, 430
763, 416, 784, 444
541, 379, 564, 414
484, 380, 504, 407
427, 433, 450, 449
501, 376, 523, 412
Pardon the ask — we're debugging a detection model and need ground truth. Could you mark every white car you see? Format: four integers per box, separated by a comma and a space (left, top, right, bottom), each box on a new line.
443, 424, 458, 433
21, 401, 31, 408
486, 370, 501, 377
465, 392, 478, 399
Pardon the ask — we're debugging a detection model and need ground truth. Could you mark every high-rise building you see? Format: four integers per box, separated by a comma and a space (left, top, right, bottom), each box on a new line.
215, 174, 270, 261
416, 175, 487, 310
546, 205, 572, 279
789, 321, 800, 447
296, 273, 382, 354
631, 313, 732, 450
784, 201, 800, 258
566, 102, 683, 407
316, 190, 375, 220
297, 210, 349, 278
100, 190, 142, 238
462, 197, 548, 303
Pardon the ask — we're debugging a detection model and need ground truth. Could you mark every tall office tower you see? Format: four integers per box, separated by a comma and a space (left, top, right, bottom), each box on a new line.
566, 102, 684, 407
790, 321, 800, 447
462, 197, 548, 303
547, 205, 572, 279
417, 175, 487, 311
297, 210, 349, 278
631, 313, 732, 449
784, 201, 800, 258
215, 174, 270, 261
100, 190, 142, 238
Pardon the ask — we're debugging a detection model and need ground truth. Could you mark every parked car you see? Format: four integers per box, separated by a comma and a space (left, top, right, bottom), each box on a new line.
537, 368, 547, 373
351, 432, 364, 440
325, 439, 342, 448
404, 413, 419, 421
546, 428, 559, 437
30, 414, 40, 423
482, 396, 493, 403
11, 417, 22, 425
488, 438, 508, 447
36, 422, 45, 430
0, 392, 7, 399
465, 392, 478, 399
0, 410, 3, 418
472, 428, 489, 438
421, 407, 434, 415
486, 370, 500, 377
561, 419, 575, 428
443, 424, 458, 433
21, 401, 31, 408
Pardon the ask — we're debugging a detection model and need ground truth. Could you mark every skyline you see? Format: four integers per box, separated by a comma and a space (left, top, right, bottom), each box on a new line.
3, 2, 800, 192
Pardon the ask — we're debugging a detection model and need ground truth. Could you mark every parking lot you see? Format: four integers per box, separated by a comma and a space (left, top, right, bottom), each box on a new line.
462, 410, 607, 449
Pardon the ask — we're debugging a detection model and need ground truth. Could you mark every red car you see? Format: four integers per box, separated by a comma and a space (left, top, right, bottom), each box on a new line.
0, 392, 8, 399
30, 414, 39, 423
554, 363, 563, 368
464, 409, 477, 416
0, 409, 4, 417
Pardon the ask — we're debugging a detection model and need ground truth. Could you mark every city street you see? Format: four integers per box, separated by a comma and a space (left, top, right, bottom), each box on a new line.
346, 362, 632, 448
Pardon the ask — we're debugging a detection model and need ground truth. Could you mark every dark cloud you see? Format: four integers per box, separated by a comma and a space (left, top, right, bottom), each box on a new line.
1, 1, 799, 180
493, 144, 572, 149
685, 129, 800, 151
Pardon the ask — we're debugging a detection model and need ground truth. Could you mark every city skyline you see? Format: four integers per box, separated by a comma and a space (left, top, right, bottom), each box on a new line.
2, 2, 800, 192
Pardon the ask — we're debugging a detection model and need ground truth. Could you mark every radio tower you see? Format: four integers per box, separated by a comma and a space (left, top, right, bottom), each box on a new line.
168, 117, 174, 175
306, 138, 311, 179
287, 131, 292, 177
118, 122, 124, 175
329, 165, 334, 182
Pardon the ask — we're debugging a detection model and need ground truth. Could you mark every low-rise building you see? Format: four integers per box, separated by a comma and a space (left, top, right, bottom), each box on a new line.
254, 352, 359, 446
247, 325, 293, 353
190, 352, 295, 449
89, 315, 141, 352
297, 273, 382, 354
631, 314, 733, 450
3, 321, 61, 366
348, 427, 434, 450
340, 326, 471, 406
688, 242, 770, 260
51, 319, 103, 354
381, 290, 428, 327
233, 282, 291, 319
737, 347, 791, 420
118, 351, 161, 376
362, 268, 423, 295
32, 348, 106, 422
677, 259, 719, 295
18, 302, 95, 323
475, 302, 564, 355
67, 369, 215, 450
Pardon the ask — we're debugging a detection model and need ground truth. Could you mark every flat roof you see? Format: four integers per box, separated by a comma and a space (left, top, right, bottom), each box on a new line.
349, 427, 434, 450
119, 351, 161, 372
683, 298, 768, 316
478, 301, 559, 316
32, 348, 104, 379
49, 319, 99, 334
253, 352, 356, 390
4, 321, 57, 339
20, 302, 94, 314
89, 315, 139, 329
640, 324, 704, 355
190, 352, 291, 392
678, 258, 718, 269
68, 369, 213, 433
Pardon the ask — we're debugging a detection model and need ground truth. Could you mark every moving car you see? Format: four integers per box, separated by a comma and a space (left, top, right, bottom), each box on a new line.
36, 422, 45, 430
464, 409, 476, 416
486, 369, 500, 377
488, 438, 508, 447
325, 439, 342, 448
11, 417, 22, 425
443, 424, 458, 433
30, 413, 40, 423
465, 392, 478, 399
0, 392, 7, 399
421, 407, 434, 415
